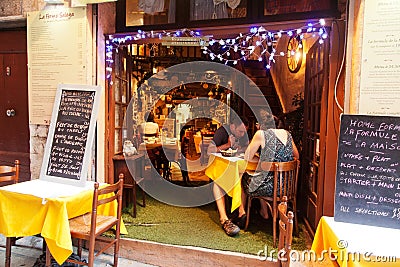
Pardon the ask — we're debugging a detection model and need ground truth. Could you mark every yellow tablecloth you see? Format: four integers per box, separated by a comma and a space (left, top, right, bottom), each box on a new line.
0, 180, 127, 265
205, 153, 257, 212
311, 216, 400, 267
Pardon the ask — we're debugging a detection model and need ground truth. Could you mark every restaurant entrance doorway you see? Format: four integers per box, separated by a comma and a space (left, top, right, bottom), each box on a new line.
105, 23, 345, 237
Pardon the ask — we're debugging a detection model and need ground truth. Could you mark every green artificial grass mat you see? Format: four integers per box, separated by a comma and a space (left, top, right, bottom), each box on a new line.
121, 194, 308, 256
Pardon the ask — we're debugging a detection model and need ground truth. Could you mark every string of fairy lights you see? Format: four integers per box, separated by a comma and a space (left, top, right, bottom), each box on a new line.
105, 19, 328, 82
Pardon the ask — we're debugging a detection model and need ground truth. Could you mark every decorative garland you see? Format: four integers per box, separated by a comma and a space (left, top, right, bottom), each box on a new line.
105, 19, 328, 81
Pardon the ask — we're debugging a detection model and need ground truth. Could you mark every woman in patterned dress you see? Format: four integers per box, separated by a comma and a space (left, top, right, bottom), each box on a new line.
241, 112, 299, 219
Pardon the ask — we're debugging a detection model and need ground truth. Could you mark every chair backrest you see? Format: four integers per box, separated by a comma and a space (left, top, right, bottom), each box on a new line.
0, 160, 20, 186
200, 134, 213, 154
201, 133, 214, 146
90, 176, 124, 235
200, 133, 214, 163
278, 196, 294, 267
260, 159, 299, 202
144, 133, 158, 138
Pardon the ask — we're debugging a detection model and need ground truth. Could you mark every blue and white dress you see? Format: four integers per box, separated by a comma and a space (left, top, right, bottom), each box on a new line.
242, 129, 294, 197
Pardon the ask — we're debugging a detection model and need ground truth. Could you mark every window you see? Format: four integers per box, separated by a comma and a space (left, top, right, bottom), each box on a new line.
117, 0, 338, 32
113, 47, 131, 154
126, 0, 176, 27
189, 0, 247, 21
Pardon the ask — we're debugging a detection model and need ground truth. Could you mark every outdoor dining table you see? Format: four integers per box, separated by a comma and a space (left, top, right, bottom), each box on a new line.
311, 216, 400, 267
205, 152, 258, 213
0, 179, 127, 265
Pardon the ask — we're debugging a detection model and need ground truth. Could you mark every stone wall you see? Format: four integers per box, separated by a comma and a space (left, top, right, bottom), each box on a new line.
0, 0, 46, 28
29, 125, 48, 178
270, 34, 318, 114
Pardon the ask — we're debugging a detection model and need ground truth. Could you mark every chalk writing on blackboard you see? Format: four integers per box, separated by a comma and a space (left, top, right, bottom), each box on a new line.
334, 114, 400, 229
40, 84, 101, 186
46, 90, 95, 179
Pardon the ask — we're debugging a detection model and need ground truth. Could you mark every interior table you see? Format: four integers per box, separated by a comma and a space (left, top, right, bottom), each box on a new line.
311, 216, 400, 267
0, 179, 127, 265
138, 142, 179, 161
205, 153, 257, 213
139, 142, 180, 180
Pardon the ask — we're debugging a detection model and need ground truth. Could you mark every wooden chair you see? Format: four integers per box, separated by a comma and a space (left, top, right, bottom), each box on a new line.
244, 159, 299, 247
45, 177, 124, 267
178, 137, 190, 184
0, 160, 20, 267
157, 146, 176, 181
186, 131, 197, 157
118, 172, 145, 218
0, 159, 19, 186
278, 196, 294, 267
200, 133, 213, 165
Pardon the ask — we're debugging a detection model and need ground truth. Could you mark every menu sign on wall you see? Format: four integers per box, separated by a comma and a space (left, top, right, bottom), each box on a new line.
359, 0, 400, 115
27, 7, 88, 125
334, 114, 400, 229
40, 84, 101, 186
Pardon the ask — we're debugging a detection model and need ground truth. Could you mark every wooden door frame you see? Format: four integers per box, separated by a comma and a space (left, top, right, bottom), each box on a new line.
105, 46, 131, 184
317, 40, 331, 227
300, 38, 331, 233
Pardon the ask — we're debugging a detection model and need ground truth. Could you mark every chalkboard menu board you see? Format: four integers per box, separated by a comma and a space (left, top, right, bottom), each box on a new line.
334, 114, 400, 229
40, 84, 101, 186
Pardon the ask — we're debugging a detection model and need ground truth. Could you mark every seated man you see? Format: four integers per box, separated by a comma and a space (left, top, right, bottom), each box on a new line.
208, 116, 249, 154
208, 116, 249, 236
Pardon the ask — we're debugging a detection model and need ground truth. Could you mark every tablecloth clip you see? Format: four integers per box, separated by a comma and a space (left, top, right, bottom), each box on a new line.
42, 198, 47, 205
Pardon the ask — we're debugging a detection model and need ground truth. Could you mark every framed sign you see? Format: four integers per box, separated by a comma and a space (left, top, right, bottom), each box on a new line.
334, 114, 400, 229
40, 84, 102, 186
